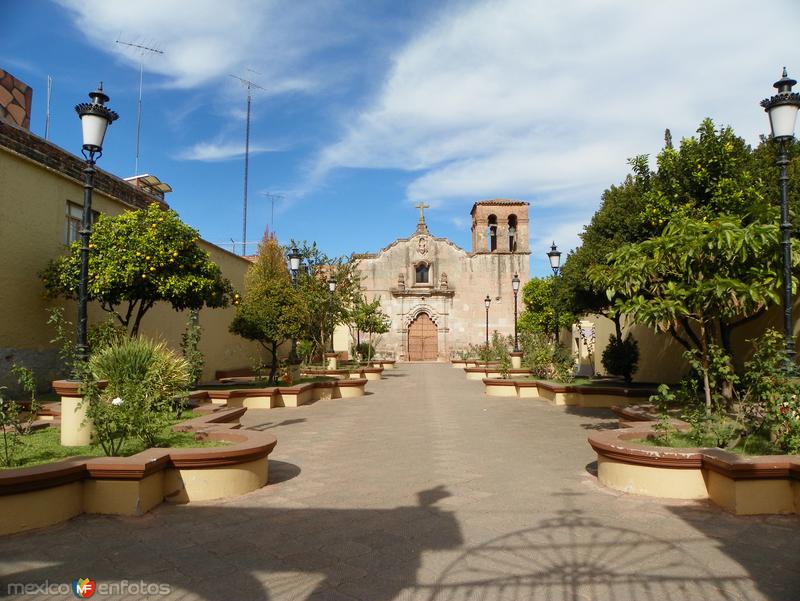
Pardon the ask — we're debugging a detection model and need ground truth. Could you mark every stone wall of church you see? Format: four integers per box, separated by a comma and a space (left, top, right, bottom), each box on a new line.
356, 229, 530, 360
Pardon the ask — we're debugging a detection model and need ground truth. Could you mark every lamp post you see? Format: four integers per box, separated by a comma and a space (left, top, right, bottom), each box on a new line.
484, 295, 491, 346
512, 273, 521, 352
74, 84, 118, 367
287, 247, 302, 364
547, 242, 562, 344
328, 275, 337, 353
762, 68, 800, 370
288, 247, 301, 285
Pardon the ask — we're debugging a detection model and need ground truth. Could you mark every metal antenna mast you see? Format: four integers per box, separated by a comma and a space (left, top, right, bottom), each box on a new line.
115, 38, 164, 176
44, 75, 52, 140
230, 72, 265, 256
261, 192, 284, 235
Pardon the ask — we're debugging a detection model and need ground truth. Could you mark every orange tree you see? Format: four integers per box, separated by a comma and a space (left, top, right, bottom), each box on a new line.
41, 203, 234, 336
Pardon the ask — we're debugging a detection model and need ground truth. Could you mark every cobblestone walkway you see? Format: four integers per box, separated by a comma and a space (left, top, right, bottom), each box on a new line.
1, 363, 798, 600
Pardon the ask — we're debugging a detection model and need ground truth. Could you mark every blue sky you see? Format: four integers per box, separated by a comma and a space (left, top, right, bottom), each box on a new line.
3, 0, 798, 275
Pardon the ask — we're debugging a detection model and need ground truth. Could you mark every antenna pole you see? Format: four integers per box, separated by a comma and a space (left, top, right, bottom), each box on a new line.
243, 83, 251, 256
230, 72, 265, 256
115, 39, 164, 175
44, 75, 52, 140
135, 60, 143, 176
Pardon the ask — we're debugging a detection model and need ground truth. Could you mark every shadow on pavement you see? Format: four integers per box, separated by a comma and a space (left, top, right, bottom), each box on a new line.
0, 487, 776, 600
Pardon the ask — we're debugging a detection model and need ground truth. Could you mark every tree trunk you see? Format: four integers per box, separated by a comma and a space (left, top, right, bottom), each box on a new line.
269, 341, 279, 385
699, 322, 712, 413
612, 314, 622, 339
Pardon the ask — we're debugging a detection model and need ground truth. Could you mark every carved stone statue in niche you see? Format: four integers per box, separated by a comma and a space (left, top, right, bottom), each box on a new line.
397, 272, 405, 290
417, 236, 428, 256
439, 272, 448, 289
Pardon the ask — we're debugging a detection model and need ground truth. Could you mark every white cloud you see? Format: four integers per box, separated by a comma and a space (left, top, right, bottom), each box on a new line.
56, 0, 345, 91
315, 0, 799, 217
176, 141, 277, 162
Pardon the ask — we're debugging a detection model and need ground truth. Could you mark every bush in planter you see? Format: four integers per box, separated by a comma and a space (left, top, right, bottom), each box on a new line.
0, 364, 41, 467
650, 330, 800, 454
519, 331, 576, 383
739, 330, 800, 454
352, 342, 377, 364
601, 334, 639, 383
86, 337, 191, 455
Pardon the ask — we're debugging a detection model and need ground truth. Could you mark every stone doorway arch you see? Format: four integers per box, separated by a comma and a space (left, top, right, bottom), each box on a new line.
408, 312, 438, 361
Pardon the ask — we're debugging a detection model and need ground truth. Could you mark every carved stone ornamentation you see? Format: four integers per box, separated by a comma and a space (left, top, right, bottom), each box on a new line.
417, 236, 428, 255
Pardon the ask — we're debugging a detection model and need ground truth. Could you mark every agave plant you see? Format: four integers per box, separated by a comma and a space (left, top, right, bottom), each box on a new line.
87, 337, 191, 455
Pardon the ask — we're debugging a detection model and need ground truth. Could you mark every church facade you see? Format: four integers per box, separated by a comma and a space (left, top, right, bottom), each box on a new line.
355, 200, 531, 361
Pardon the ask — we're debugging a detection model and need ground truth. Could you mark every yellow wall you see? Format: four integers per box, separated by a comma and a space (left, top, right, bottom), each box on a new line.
588, 300, 800, 385
0, 146, 263, 389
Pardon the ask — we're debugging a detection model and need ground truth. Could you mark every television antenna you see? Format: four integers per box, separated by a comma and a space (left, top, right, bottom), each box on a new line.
230, 71, 265, 256
115, 38, 165, 176
261, 192, 284, 235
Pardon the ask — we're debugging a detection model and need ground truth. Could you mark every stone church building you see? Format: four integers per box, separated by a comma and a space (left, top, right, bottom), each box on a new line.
355, 199, 530, 361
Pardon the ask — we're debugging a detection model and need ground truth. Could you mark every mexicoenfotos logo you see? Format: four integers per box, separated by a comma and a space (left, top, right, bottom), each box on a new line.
72, 578, 96, 598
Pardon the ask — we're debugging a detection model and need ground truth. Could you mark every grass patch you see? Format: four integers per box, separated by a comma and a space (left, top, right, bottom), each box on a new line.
2, 410, 230, 470
637, 432, 784, 456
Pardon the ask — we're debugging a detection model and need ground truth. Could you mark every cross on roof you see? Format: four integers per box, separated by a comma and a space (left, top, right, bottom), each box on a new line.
415, 202, 430, 223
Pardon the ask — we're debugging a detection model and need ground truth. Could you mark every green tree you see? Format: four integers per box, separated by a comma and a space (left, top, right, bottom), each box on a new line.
290, 241, 362, 361
349, 295, 391, 362
592, 215, 785, 408
557, 156, 652, 337
41, 203, 234, 336
230, 235, 309, 384
518, 277, 574, 337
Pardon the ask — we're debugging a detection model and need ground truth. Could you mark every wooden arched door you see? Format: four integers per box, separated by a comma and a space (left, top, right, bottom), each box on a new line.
408, 313, 438, 361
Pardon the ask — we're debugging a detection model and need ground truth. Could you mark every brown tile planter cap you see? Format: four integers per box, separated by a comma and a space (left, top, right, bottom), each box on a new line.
589, 423, 800, 479
0, 408, 276, 494
52, 379, 108, 395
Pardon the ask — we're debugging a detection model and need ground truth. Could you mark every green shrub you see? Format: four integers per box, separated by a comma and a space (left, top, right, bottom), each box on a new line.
297, 340, 315, 366
180, 311, 204, 386
601, 334, 639, 383
352, 342, 377, 363
739, 330, 800, 454
0, 364, 40, 467
86, 337, 191, 455
520, 331, 576, 382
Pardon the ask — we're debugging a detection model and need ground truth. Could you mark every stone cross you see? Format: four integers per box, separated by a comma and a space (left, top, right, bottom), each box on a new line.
415, 202, 430, 223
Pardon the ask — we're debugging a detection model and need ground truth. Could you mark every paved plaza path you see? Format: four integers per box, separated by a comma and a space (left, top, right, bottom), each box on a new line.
1, 363, 799, 600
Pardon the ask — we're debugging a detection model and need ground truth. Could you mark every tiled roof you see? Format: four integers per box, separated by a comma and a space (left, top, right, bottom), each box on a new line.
470, 198, 529, 214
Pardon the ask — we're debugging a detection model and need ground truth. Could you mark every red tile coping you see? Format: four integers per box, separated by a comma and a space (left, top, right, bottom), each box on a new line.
193, 378, 369, 402
482, 378, 657, 397
52, 379, 108, 395
465, 368, 532, 375
301, 367, 382, 377
0, 408, 276, 495
610, 404, 660, 422
588, 422, 800, 480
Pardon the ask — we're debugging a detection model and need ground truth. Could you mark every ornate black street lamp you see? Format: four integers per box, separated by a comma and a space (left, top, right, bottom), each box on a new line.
512, 273, 521, 352
287, 246, 302, 364
288, 247, 301, 285
484, 294, 491, 346
547, 242, 562, 344
762, 68, 800, 369
328, 275, 337, 352
74, 84, 118, 366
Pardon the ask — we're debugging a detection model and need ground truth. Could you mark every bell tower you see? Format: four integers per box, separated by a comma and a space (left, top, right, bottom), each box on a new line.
470, 199, 529, 254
